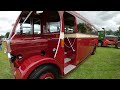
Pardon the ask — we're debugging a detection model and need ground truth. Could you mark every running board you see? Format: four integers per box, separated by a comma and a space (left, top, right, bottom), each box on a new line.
64, 64, 76, 75
64, 58, 71, 64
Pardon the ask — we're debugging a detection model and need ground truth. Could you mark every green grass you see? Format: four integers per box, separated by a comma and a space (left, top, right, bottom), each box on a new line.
65, 46, 120, 79
0, 42, 14, 79
0, 42, 120, 79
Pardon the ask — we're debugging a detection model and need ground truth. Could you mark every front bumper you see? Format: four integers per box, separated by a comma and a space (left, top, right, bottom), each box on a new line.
9, 61, 24, 79
8, 53, 23, 79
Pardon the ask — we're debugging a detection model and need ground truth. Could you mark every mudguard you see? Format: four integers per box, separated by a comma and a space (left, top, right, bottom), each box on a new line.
15, 55, 63, 79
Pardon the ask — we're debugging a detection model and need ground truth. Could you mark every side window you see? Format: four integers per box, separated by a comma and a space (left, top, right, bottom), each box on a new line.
22, 23, 32, 34
64, 12, 75, 34
46, 22, 60, 33
15, 23, 33, 35
64, 25, 74, 33
15, 19, 41, 35
43, 11, 60, 34
34, 24, 41, 34
91, 26, 98, 35
76, 17, 93, 35
33, 18, 41, 34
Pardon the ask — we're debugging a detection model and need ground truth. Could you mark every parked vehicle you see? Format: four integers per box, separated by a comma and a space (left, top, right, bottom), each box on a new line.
115, 41, 120, 49
6, 11, 98, 79
98, 28, 120, 48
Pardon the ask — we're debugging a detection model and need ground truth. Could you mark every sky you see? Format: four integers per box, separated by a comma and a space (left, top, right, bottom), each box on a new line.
0, 11, 120, 35
0, 11, 21, 35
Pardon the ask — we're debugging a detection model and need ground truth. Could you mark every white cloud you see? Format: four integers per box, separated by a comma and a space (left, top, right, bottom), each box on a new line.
98, 11, 120, 20
78, 11, 120, 31
0, 11, 21, 35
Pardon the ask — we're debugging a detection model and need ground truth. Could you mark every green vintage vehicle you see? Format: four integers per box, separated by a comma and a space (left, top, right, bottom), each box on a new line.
98, 28, 120, 49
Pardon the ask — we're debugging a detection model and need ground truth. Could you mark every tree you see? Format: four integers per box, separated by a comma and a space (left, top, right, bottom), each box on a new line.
106, 29, 113, 35
5, 32, 10, 38
119, 26, 120, 31
0, 35, 4, 39
114, 26, 120, 36
77, 23, 87, 33
118, 26, 120, 36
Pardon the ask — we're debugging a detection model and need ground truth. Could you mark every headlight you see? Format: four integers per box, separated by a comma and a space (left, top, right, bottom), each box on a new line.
17, 54, 23, 60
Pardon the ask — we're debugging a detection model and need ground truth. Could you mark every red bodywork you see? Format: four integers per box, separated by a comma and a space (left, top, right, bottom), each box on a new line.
102, 37, 118, 46
6, 11, 98, 79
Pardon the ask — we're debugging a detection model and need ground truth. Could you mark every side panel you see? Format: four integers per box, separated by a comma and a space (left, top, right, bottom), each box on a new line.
76, 38, 89, 64
14, 55, 63, 79
48, 38, 59, 58
9, 34, 49, 66
89, 38, 98, 51
76, 37, 98, 65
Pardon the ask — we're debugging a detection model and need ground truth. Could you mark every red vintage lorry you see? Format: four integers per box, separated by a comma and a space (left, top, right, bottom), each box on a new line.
6, 11, 98, 79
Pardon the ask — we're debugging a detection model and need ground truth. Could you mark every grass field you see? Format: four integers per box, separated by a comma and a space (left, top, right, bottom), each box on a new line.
65, 46, 120, 79
0, 42, 14, 79
0, 42, 120, 79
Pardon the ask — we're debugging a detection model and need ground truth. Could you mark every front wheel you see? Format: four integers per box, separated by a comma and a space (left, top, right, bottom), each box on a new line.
28, 64, 60, 79
98, 41, 103, 47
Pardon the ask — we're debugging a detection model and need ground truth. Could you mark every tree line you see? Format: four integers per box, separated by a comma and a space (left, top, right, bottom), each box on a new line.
0, 32, 10, 39
104, 28, 120, 36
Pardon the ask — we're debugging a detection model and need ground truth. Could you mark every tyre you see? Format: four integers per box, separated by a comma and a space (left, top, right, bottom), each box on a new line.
91, 45, 96, 55
115, 42, 120, 49
28, 64, 61, 79
98, 41, 103, 47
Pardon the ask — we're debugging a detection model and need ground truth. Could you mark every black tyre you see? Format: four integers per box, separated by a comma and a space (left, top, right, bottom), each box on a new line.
98, 41, 103, 47
28, 64, 60, 79
91, 45, 96, 55
115, 42, 120, 49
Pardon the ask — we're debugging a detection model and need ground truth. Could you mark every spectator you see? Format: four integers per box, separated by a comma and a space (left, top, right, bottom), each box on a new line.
0, 38, 2, 50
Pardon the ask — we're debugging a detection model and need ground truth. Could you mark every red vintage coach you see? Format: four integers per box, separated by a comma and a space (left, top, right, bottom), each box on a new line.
6, 11, 98, 79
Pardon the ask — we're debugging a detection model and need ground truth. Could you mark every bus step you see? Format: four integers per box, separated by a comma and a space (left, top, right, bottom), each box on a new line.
64, 64, 76, 75
64, 58, 71, 64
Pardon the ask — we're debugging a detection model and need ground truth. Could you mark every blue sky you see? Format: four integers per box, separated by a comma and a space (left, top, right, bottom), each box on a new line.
0, 11, 120, 35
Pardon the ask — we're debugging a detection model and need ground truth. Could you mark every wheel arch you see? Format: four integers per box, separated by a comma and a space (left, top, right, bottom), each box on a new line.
18, 55, 63, 79
91, 43, 97, 55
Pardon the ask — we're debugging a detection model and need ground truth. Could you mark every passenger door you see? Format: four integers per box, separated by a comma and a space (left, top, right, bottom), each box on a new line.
64, 12, 77, 62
